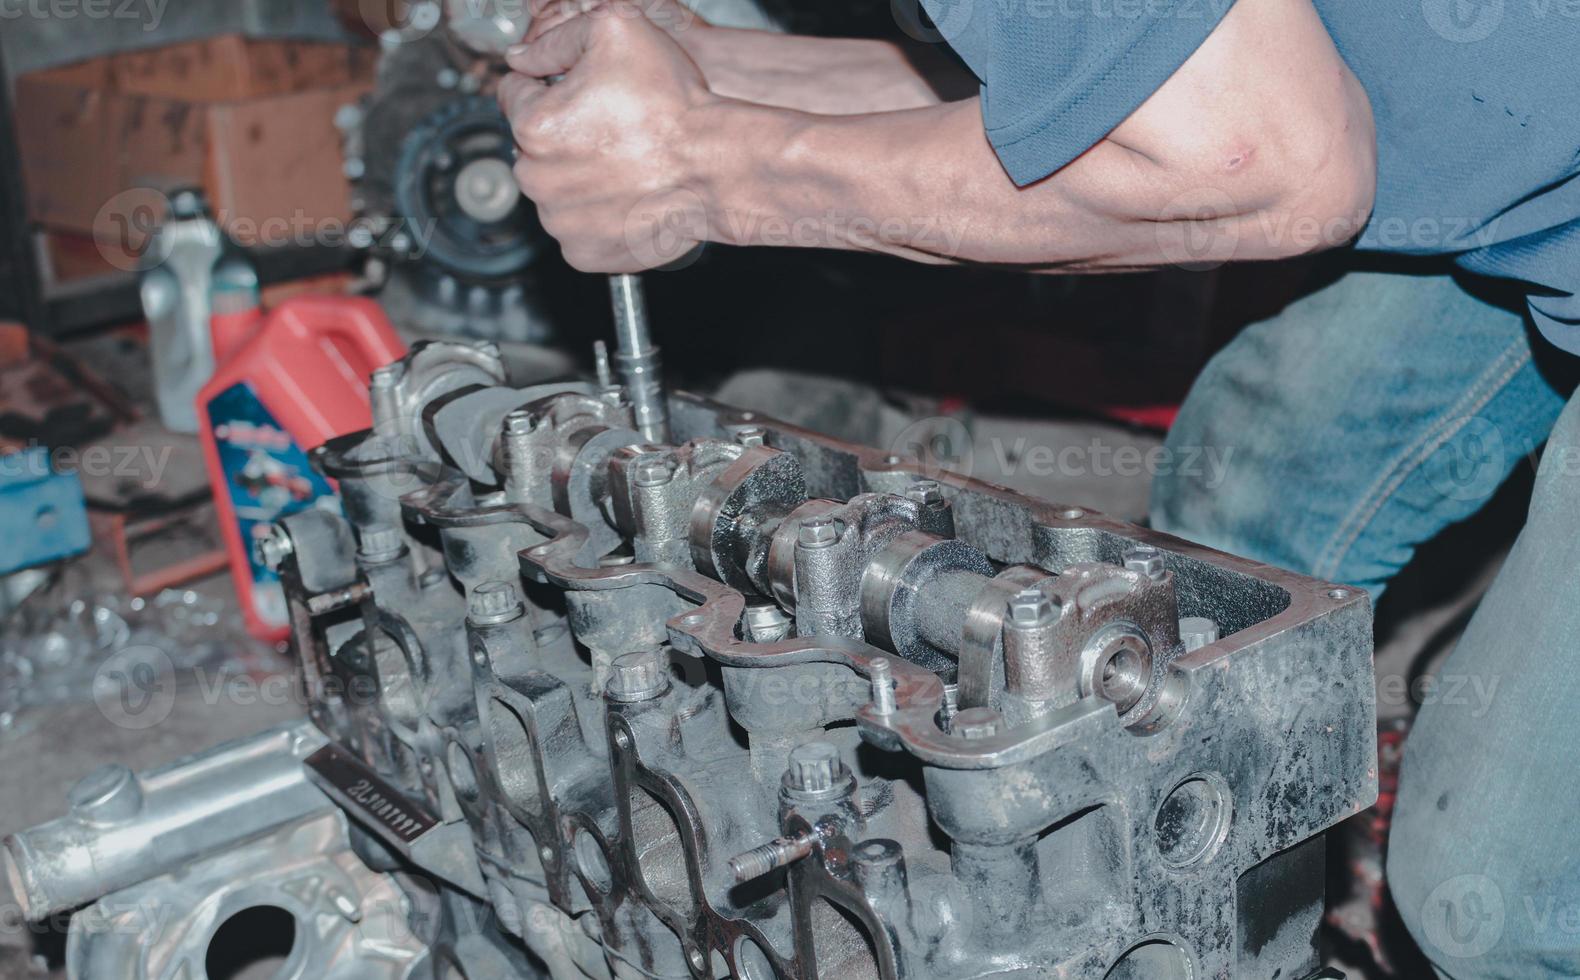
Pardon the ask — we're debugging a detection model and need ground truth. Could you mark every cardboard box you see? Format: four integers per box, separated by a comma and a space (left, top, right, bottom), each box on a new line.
15, 36, 376, 259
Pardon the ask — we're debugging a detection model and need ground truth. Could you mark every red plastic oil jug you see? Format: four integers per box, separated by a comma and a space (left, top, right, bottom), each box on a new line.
197, 294, 406, 641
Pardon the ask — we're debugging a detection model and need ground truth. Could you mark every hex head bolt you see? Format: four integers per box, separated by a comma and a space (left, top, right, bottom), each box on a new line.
1123, 544, 1167, 582
729, 742, 847, 883
358, 525, 406, 563
1002, 589, 1060, 702
954, 706, 1003, 740
632, 455, 676, 489
797, 516, 840, 550
786, 741, 844, 795
733, 426, 768, 448
606, 650, 670, 702
904, 480, 945, 508
469, 581, 524, 626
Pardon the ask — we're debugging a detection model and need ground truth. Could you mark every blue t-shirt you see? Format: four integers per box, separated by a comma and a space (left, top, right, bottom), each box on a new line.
919, 0, 1580, 353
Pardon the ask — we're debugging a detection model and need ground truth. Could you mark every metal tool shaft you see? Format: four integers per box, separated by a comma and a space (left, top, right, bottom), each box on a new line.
608, 273, 670, 444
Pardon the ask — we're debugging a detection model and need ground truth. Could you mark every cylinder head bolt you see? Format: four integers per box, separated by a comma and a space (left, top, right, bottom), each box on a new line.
469, 581, 524, 626
607, 650, 670, 703
358, 525, 406, 564
782, 741, 853, 802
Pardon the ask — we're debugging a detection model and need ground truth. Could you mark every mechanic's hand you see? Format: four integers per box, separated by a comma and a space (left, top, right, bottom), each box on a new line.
501, 8, 714, 272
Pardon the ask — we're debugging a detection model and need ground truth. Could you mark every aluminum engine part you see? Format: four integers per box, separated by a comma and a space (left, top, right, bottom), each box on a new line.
6, 340, 1375, 979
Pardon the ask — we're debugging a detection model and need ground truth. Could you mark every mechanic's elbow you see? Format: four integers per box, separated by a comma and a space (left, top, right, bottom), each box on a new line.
1265, 97, 1377, 258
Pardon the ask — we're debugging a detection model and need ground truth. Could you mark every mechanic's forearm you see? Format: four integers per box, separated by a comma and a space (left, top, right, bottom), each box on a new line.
684, 98, 1364, 269
683, 29, 942, 115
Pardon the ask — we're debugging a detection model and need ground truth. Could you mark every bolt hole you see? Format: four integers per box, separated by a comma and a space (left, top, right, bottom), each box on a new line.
1059, 507, 1085, 520
574, 828, 614, 894
1327, 587, 1353, 600
1104, 938, 1194, 979
1100, 647, 1148, 708
687, 947, 707, 973
1154, 775, 1230, 868
204, 905, 297, 980
735, 937, 776, 980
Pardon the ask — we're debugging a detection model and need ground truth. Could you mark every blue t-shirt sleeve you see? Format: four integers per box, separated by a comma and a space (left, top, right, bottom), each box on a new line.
964, 1, 1234, 186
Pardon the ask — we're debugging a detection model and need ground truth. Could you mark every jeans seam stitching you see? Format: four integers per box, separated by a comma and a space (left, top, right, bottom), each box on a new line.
1313, 339, 1532, 582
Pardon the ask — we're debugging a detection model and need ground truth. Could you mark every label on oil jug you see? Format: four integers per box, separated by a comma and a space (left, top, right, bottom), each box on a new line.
208, 382, 339, 627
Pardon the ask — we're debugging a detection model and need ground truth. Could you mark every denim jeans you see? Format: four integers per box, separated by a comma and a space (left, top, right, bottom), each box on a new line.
1150, 266, 1580, 976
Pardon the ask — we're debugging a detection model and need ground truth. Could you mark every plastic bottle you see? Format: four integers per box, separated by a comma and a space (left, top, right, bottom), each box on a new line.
197, 291, 406, 641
